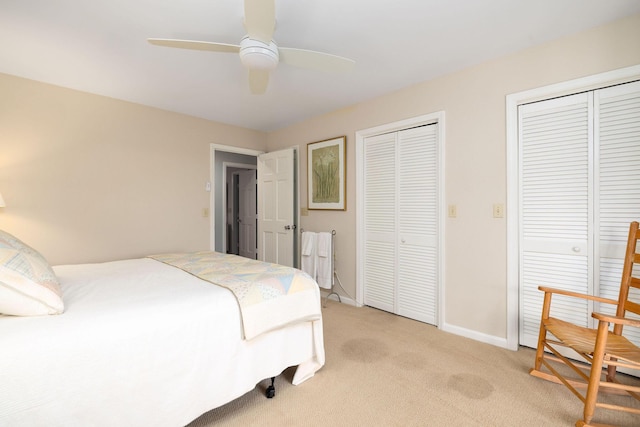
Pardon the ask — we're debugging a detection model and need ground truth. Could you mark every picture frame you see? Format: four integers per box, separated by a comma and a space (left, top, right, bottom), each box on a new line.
307, 136, 346, 211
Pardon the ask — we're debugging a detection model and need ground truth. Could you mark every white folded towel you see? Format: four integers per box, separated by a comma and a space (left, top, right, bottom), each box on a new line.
301, 231, 315, 256
301, 232, 316, 279
316, 232, 331, 257
316, 232, 332, 289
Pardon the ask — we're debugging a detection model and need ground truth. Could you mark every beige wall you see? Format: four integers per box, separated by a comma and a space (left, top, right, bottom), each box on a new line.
266, 13, 640, 340
0, 74, 265, 265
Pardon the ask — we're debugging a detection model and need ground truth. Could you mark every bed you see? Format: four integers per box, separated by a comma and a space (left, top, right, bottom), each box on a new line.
0, 232, 325, 427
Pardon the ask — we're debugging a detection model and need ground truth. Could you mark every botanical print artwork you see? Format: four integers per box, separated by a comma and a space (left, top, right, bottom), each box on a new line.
312, 145, 340, 203
307, 136, 345, 210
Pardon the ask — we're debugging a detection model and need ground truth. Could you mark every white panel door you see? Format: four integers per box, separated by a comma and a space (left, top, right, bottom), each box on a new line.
238, 169, 257, 260
595, 80, 640, 348
518, 92, 592, 348
363, 124, 439, 325
257, 149, 295, 267
363, 132, 397, 313
397, 126, 438, 324
519, 81, 640, 349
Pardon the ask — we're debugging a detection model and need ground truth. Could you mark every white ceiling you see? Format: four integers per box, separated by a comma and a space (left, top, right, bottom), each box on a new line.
2, 1, 639, 132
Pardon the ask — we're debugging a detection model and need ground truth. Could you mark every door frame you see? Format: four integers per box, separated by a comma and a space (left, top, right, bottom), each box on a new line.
209, 144, 263, 252
355, 111, 446, 324
505, 64, 640, 351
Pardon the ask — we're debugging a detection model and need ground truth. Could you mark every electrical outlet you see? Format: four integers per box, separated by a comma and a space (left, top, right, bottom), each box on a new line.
202, 208, 210, 218
493, 204, 504, 218
448, 205, 457, 218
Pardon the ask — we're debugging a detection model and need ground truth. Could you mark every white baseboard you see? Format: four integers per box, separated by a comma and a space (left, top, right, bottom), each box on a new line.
320, 292, 359, 307
324, 295, 511, 350
441, 322, 510, 350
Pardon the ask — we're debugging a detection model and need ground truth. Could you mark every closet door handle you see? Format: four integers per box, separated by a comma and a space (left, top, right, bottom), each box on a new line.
401, 238, 406, 243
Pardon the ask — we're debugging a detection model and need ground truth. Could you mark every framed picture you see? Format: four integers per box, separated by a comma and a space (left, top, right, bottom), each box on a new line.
307, 136, 346, 211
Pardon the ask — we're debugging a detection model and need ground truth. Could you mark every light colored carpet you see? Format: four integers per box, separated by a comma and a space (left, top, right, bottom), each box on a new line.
188, 300, 640, 426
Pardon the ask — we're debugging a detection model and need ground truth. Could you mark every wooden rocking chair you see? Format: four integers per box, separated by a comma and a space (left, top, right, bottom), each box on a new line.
530, 221, 640, 427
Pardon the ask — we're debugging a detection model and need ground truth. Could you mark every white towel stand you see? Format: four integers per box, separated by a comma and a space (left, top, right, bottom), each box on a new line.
324, 230, 341, 307
301, 229, 341, 307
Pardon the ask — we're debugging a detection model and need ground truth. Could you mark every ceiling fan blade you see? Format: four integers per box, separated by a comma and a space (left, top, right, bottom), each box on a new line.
248, 69, 270, 94
278, 47, 355, 73
243, 0, 275, 44
148, 38, 240, 53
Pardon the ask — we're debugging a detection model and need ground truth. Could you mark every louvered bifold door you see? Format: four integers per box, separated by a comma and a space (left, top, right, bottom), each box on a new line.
363, 132, 397, 313
595, 80, 640, 350
518, 93, 593, 348
397, 125, 438, 324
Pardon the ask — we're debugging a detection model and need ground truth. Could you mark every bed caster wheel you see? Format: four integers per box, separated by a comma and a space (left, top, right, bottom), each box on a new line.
266, 377, 275, 398
266, 385, 275, 398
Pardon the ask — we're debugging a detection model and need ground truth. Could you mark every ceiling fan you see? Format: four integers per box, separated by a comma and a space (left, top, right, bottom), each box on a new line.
148, 0, 355, 94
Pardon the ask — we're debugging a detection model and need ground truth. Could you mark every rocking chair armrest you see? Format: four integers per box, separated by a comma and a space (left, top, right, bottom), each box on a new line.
592, 312, 640, 328
537, 286, 618, 305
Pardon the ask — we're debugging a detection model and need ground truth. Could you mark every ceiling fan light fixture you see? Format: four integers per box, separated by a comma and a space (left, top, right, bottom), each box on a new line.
239, 37, 279, 70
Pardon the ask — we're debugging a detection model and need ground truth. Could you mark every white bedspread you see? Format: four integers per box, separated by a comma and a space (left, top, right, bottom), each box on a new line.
0, 258, 325, 427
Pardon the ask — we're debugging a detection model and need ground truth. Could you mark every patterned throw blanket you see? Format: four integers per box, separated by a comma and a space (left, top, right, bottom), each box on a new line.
149, 251, 322, 340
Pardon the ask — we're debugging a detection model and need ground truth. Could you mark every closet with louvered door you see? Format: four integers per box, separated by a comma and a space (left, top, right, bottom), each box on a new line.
518, 80, 640, 350
362, 124, 438, 325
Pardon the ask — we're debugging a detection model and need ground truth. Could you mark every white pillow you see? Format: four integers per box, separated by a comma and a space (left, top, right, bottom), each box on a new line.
0, 230, 64, 316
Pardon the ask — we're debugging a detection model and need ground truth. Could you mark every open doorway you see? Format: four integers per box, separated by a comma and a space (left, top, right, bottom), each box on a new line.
210, 146, 261, 257
210, 144, 300, 267
225, 165, 257, 258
